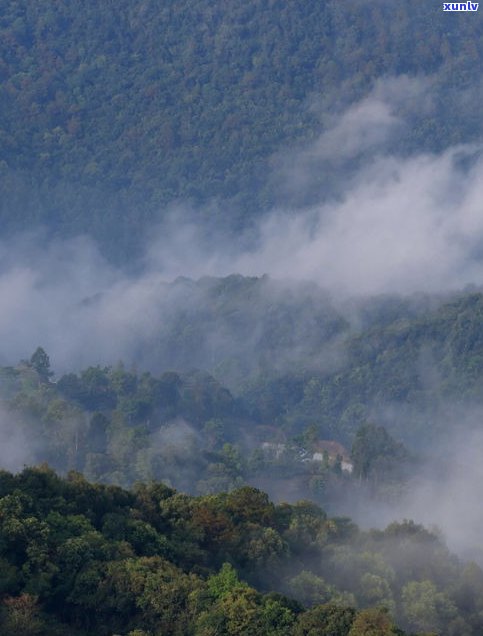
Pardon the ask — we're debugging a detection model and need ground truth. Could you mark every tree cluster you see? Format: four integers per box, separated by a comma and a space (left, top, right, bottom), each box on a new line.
0, 466, 481, 635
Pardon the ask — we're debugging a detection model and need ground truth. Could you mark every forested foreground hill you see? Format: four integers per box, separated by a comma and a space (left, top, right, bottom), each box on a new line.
1, 0, 481, 258
0, 466, 482, 635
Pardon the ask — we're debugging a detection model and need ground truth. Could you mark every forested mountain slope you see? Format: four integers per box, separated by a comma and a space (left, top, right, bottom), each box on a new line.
2, 289, 483, 632
260, 291, 483, 446
3, 285, 483, 499
1, 0, 481, 258
70, 274, 349, 385
0, 465, 482, 635
52, 275, 483, 448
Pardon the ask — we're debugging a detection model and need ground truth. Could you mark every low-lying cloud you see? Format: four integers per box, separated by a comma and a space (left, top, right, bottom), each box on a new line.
146, 76, 483, 295
0, 75, 482, 372
236, 145, 483, 295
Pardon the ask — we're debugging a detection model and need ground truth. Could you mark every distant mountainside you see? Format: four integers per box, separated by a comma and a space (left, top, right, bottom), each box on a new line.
92, 274, 349, 384
1, 0, 481, 259
74, 276, 483, 442
4, 277, 483, 480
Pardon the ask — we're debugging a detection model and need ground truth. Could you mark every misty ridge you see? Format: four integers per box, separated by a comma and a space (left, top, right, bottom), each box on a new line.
2, 76, 483, 372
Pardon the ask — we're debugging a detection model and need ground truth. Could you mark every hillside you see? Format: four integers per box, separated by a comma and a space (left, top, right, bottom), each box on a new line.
1, 0, 482, 259
0, 465, 482, 635
3, 284, 483, 504
2, 287, 483, 631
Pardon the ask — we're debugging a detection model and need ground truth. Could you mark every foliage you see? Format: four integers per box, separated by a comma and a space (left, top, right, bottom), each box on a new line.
0, 1, 481, 259
0, 466, 479, 634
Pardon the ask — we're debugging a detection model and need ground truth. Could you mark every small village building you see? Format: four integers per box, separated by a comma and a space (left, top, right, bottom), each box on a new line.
311, 440, 353, 473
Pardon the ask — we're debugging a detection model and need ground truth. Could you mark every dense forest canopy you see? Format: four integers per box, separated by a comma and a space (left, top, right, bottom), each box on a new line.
0, 465, 482, 635
0, 0, 482, 259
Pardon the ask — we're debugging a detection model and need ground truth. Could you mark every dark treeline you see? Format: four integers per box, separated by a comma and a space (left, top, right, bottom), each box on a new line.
0, 0, 481, 259
0, 465, 482, 635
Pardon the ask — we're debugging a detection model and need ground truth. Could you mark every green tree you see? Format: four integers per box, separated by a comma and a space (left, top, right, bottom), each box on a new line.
207, 563, 247, 600
289, 571, 333, 607
0, 594, 44, 636
401, 580, 457, 634
351, 424, 408, 482
29, 347, 53, 382
218, 587, 265, 636
347, 608, 400, 636
358, 573, 394, 614
260, 596, 296, 636
294, 603, 356, 636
